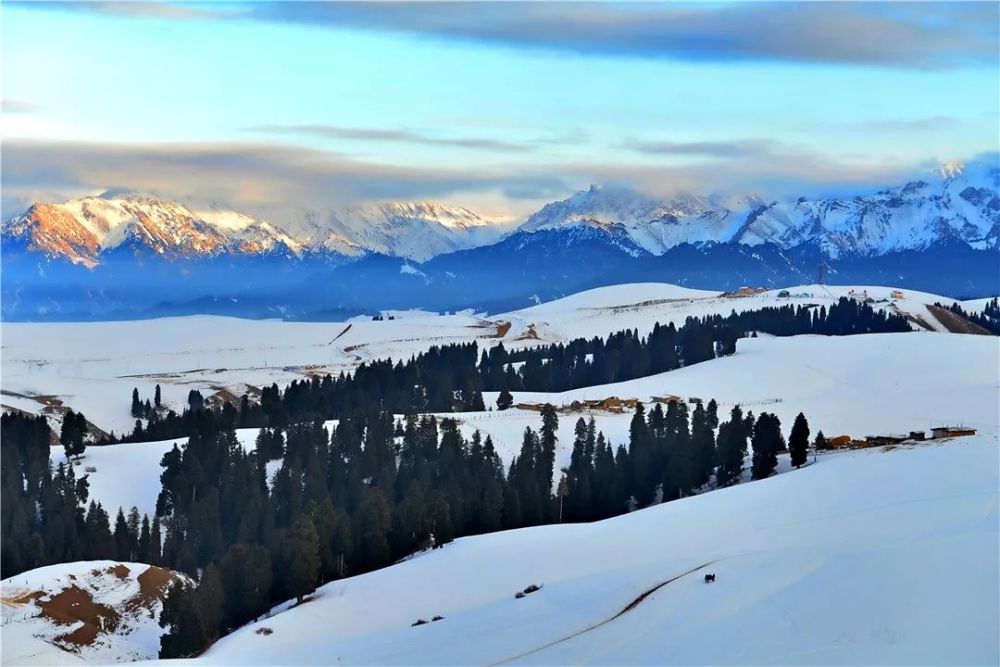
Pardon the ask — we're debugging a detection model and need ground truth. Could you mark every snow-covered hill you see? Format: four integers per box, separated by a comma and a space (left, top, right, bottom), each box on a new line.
175, 431, 998, 666
1, 561, 188, 665
523, 157, 999, 257
13, 326, 999, 528
1, 282, 985, 435
1, 282, 997, 665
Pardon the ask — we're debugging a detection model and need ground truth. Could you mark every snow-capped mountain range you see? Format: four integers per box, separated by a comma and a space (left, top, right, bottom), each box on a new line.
522, 158, 998, 258
3, 158, 997, 266
2, 195, 515, 266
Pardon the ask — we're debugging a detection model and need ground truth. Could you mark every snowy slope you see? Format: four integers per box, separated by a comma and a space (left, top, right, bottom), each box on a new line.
32, 332, 999, 532
0, 283, 982, 435
174, 432, 998, 666
2, 561, 188, 666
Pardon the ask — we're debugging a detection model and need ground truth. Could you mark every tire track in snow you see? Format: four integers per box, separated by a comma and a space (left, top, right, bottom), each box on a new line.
487, 560, 718, 666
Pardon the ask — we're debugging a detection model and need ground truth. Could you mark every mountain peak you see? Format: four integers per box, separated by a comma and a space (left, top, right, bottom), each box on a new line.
939, 159, 966, 180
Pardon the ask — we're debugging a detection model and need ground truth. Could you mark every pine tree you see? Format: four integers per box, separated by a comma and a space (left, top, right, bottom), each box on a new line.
815, 431, 828, 451
198, 564, 225, 640
149, 516, 162, 565
282, 515, 321, 603
154, 384, 162, 408
159, 581, 207, 658
691, 401, 716, 488
789, 412, 810, 468
131, 388, 142, 418
113, 509, 131, 561
60, 410, 86, 461
537, 405, 559, 519
716, 406, 748, 487
750, 413, 782, 480
496, 388, 514, 411
138, 514, 151, 562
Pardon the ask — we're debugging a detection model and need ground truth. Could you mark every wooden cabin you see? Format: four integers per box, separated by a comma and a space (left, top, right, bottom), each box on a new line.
931, 426, 977, 439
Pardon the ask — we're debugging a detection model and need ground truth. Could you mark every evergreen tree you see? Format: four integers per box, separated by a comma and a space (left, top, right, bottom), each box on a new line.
113, 508, 131, 561
496, 388, 514, 411
60, 410, 86, 461
815, 431, 828, 451
159, 581, 207, 658
789, 412, 810, 468
198, 564, 225, 640
716, 406, 748, 487
537, 405, 559, 519
280, 515, 321, 603
131, 388, 142, 418
750, 413, 782, 480
155, 384, 162, 408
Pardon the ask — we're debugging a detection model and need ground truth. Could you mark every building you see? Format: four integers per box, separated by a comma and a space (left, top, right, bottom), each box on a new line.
828, 435, 853, 449
891, 290, 905, 300
865, 434, 909, 447
931, 426, 977, 439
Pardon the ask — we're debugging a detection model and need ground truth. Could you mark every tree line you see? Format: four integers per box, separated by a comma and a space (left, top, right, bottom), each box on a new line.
115, 298, 903, 445
0, 397, 817, 657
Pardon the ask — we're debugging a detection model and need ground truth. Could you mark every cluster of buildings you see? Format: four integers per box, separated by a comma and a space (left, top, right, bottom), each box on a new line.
830, 426, 977, 450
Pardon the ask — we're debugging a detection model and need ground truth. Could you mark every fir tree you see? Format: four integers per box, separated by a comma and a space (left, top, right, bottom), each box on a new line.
815, 431, 828, 451
496, 388, 514, 411
281, 515, 321, 603
198, 564, 225, 640
159, 581, 207, 658
789, 412, 810, 468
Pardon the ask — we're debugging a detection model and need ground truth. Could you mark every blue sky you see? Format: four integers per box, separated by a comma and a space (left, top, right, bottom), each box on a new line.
3, 2, 998, 219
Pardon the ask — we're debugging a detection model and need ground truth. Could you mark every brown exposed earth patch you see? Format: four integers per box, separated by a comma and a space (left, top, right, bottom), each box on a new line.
38, 584, 121, 647
926, 304, 993, 335
132, 565, 176, 612
493, 321, 513, 338
4, 563, 185, 654
514, 324, 540, 341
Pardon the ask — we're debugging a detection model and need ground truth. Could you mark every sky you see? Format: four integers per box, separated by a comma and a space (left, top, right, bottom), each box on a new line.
2, 1, 998, 221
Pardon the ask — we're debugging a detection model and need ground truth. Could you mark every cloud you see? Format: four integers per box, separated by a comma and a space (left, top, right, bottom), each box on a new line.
244, 2, 999, 69
14, 1, 225, 20
2, 99, 40, 114
0, 139, 568, 221
249, 124, 535, 153
860, 116, 960, 132
3, 137, 958, 225
625, 139, 782, 159
17, 2, 997, 68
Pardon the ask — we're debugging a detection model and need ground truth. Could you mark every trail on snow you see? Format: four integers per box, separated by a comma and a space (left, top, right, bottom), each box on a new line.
487, 560, 718, 666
